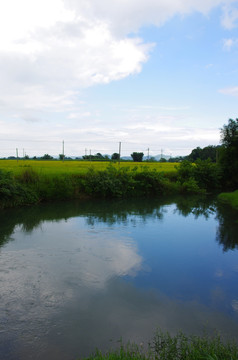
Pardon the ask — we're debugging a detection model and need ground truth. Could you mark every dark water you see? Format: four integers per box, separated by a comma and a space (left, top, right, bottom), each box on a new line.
0, 196, 238, 359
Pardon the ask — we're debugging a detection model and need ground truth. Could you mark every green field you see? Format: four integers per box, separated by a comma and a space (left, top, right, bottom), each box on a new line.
0, 160, 178, 176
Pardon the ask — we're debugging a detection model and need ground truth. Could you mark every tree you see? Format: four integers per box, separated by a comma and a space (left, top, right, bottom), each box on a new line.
82, 153, 106, 161
111, 153, 120, 160
59, 154, 65, 161
186, 145, 219, 162
221, 118, 238, 147
131, 152, 144, 162
219, 118, 238, 189
41, 154, 53, 160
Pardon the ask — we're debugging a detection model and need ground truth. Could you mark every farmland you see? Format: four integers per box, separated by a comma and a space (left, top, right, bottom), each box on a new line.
0, 159, 178, 176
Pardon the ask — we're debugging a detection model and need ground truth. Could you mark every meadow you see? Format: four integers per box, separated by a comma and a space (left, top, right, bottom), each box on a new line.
0, 159, 178, 175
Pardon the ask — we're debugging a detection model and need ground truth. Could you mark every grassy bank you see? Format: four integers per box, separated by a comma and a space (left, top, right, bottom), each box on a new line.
217, 190, 238, 210
81, 330, 238, 360
0, 165, 178, 209
0, 160, 221, 209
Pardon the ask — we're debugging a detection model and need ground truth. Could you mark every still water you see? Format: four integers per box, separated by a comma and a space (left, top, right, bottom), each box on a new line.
0, 196, 238, 359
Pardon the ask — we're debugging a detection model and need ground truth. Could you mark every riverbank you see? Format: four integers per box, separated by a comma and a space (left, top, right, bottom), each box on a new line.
81, 330, 238, 360
0, 165, 186, 209
0, 160, 221, 209
218, 190, 238, 210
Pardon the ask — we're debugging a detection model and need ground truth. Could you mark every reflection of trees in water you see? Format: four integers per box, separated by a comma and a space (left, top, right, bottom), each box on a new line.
0, 198, 167, 247
174, 195, 216, 219
85, 198, 165, 226
1, 195, 237, 252
216, 203, 238, 252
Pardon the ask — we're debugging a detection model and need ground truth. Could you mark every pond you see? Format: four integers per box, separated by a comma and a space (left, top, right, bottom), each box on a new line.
0, 196, 238, 360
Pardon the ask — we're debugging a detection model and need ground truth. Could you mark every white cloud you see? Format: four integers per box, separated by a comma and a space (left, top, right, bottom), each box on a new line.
0, 0, 236, 117
221, 4, 238, 29
65, 0, 237, 35
0, 11, 151, 115
0, 0, 236, 157
223, 38, 238, 50
219, 86, 238, 97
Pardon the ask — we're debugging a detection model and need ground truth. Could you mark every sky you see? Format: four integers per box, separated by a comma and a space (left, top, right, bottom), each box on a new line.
0, 0, 238, 158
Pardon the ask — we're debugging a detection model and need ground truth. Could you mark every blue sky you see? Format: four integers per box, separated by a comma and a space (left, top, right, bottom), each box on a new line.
0, 0, 238, 157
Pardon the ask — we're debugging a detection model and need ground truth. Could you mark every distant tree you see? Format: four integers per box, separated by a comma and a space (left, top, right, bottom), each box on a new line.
186, 145, 219, 162
131, 152, 144, 162
219, 118, 238, 189
41, 154, 53, 160
168, 156, 185, 162
111, 153, 120, 160
187, 147, 203, 162
159, 157, 167, 162
83, 153, 106, 161
59, 154, 65, 161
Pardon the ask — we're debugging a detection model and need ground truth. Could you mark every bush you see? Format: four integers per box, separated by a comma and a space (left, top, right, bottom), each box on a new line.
81, 165, 177, 198
176, 160, 221, 193
193, 159, 221, 191
0, 170, 38, 208
82, 166, 135, 198
16, 167, 39, 184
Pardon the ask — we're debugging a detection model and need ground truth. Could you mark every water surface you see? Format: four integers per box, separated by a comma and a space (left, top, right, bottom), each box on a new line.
0, 196, 238, 359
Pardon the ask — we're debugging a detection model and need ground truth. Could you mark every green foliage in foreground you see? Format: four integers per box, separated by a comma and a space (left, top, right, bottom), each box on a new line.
218, 190, 238, 210
82, 331, 238, 360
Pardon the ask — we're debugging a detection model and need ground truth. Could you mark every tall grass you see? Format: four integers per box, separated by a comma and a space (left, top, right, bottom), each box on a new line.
82, 330, 238, 360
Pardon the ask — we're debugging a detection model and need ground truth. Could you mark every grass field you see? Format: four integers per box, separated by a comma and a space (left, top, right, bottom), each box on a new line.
0, 160, 178, 176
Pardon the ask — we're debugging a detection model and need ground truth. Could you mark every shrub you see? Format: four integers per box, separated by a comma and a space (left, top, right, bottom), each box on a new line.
16, 167, 39, 184
0, 170, 38, 208
176, 160, 221, 193
193, 159, 221, 191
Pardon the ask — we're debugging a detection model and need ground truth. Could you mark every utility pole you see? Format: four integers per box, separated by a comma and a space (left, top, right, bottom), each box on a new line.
16, 148, 19, 162
118, 142, 121, 165
85, 148, 87, 157
62, 140, 64, 161
161, 148, 163, 160
89, 149, 91, 162
147, 148, 150, 161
